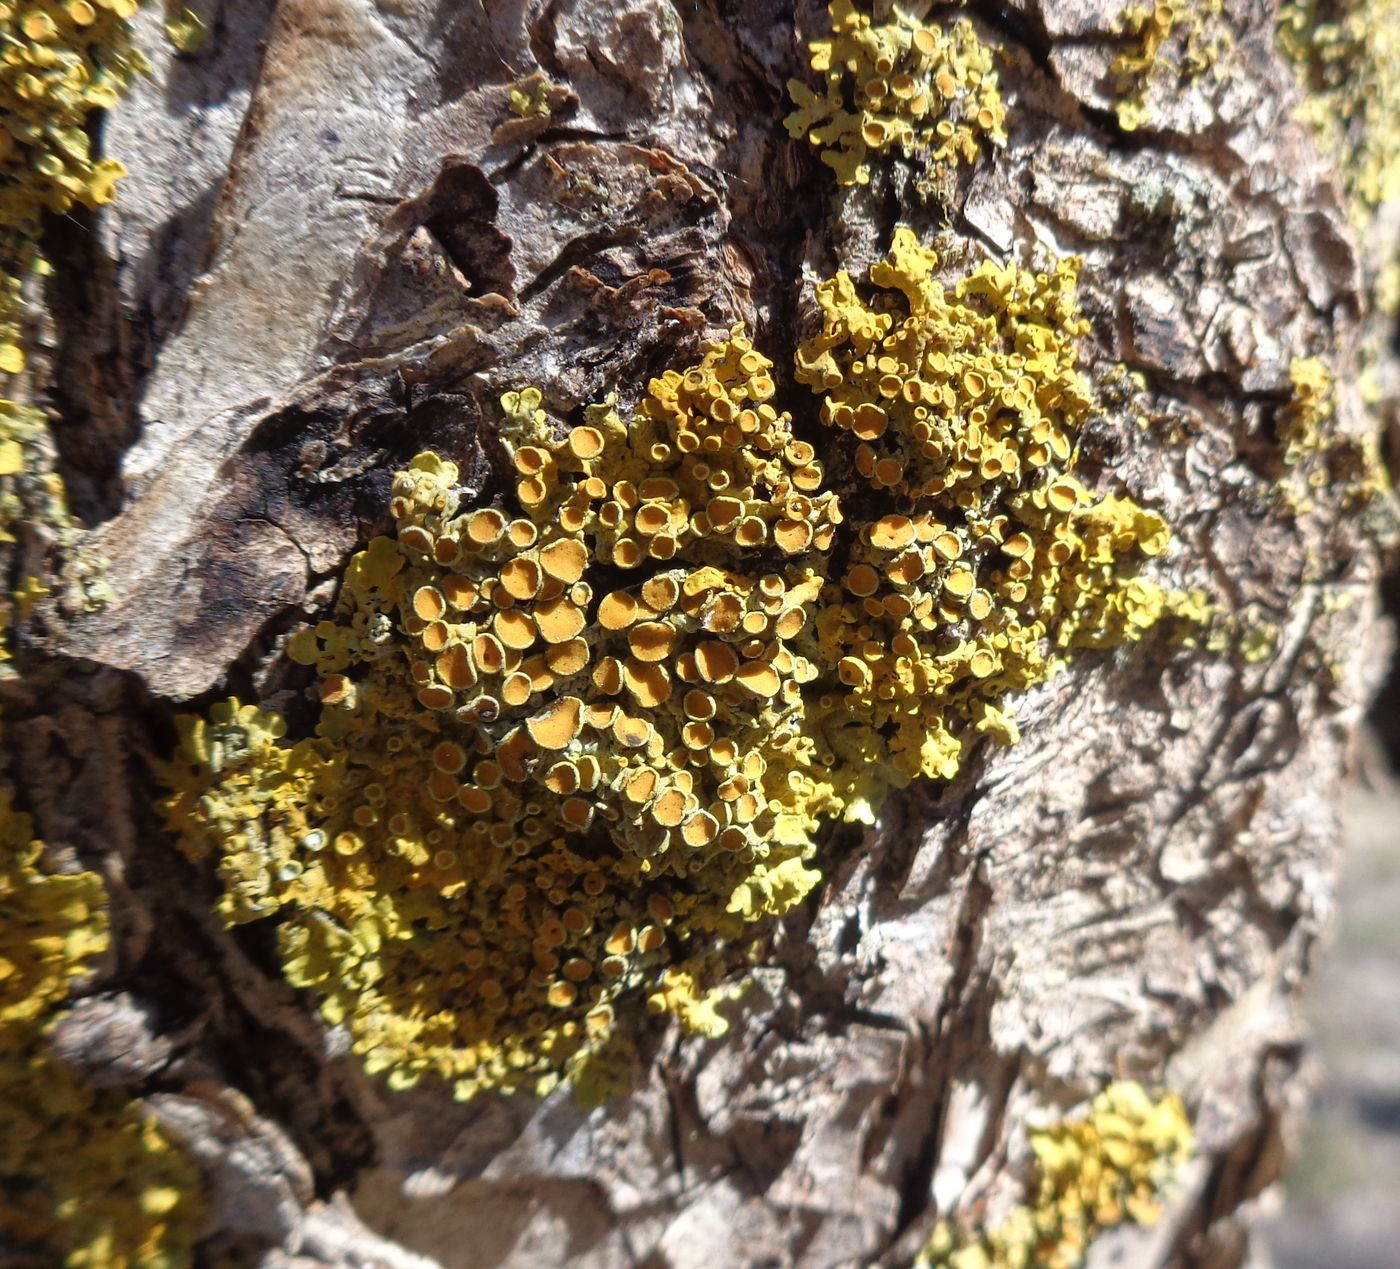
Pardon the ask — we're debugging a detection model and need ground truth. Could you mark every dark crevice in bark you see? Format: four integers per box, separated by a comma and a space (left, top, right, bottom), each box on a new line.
1172, 1047, 1299, 1266
520, 225, 645, 302
891, 853, 993, 1238
39, 207, 139, 525
967, 0, 1054, 71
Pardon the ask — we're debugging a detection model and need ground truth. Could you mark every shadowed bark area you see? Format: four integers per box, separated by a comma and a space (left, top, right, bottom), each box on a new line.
5, 1, 1397, 1266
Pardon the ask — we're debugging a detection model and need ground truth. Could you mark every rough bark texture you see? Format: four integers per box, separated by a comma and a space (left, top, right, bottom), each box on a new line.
6, 1, 1396, 1266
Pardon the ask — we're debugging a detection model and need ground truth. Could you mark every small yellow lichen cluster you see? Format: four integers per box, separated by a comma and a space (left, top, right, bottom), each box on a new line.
162, 330, 840, 1102
1111, 0, 1228, 131
1, 242, 36, 375
0, 789, 108, 1025
1, 0, 146, 373
797, 227, 1168, 810
163, 234, 1172, 1103
156, 700, 338, 926
1279, 0, 1400, 222
1279, 355, 1334, 468
507, 73, 553, 120
784, 0, 1006, 187
0, 399, 54, 529
1276, 354, 1391, 512
918, 1081, 1193, 1269
163, 5, 205, 56
1, 788, 201, 1267
1, 398, 109, 659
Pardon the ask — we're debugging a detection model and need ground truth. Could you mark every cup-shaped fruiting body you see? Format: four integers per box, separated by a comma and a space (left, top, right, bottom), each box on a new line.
917, 1081, 1193, 1268
797, 228, 1168, 813
784, 0, 1007, 186
1, 787, 201, 1267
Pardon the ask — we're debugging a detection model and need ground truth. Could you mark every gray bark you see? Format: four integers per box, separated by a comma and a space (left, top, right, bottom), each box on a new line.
6, 1, 1395, 1266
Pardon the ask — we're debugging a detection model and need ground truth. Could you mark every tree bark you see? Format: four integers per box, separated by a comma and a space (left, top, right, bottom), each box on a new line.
5, 1, 1395, 1266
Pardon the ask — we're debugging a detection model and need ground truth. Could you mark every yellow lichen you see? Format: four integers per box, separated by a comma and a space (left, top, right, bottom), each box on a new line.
1111, 1, 1228, 132
1, 0, 147, 373
1, 2, 139, 655
0, 240, 38, 376
1279, 355, 1334, 468
163, 232, 1172, 1103
0, 399, 111, 659
163, 5, 205, 56
1279, 0, 1400, 221
1, 787, 201, 1267
162, 331, 836, 1101
507, 73, 554, 120
797, 227, 1169, 812
1276, 355, 1391, 511
0, 789, 108, 1028
0, 400, 57, 545
917, 1081, 1193, 1269
784, 0, 1006, 187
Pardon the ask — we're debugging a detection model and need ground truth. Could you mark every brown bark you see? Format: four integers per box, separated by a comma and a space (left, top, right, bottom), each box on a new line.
6, 1, 1395, 1265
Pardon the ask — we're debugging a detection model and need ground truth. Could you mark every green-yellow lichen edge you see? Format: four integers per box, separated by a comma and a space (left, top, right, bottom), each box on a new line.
163, 5, 205, 56
162, 230, 1171, 1103
1, 787, 201, 1267
917, 1081, 1194, 1269
784, 0, 1007, 187
0, 397, 112, 660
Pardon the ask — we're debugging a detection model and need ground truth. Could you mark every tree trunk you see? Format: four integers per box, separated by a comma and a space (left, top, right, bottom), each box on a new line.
4, 1, 1394, 1267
